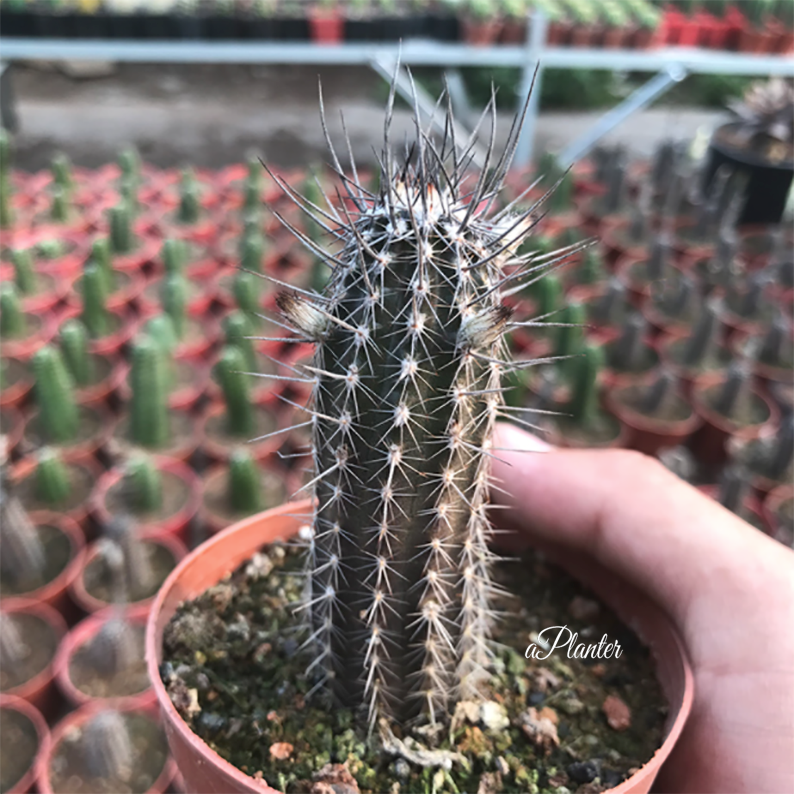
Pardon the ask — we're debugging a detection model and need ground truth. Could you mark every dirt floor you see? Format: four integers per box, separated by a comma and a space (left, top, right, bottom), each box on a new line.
6, 62, 723, 170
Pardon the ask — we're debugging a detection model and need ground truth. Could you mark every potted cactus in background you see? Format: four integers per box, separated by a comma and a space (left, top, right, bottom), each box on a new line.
146, 95, 693, 794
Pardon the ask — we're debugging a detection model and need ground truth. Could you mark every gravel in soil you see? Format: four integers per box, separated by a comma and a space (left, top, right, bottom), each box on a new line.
106, 468, 191, 524
162, 541, 666, 794
47, 712, 168, 794
83, 542, 176, 606
0, 612, 59, 691
0, 705, 38, 793
0, 523, 72, 597
69, 624, 149, 699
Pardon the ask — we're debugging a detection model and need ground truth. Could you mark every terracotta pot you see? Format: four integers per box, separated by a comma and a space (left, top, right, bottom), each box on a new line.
0, 511, 86, 621
0, 599, 66, 718
605, 383, 702, 456
0, 694, 51, 794
499, 17, 526, 43
690, 375, 779, 468
90, 456, 201, 545
35, 701, 176, 794
308, 7, 345, 43
104, 226, 161, 277
11, 456, 101, 534
58, 303, 141, 359
1, 310, 57, 361
54, 604, 155, 709
762, 485, 794, 546
655, 334, 732, 400
74, 354, 128, 411
107, 408, 201, 466
146, 500, 693, 794
70, 533, 187, 617
461, 17, 503, 45
729, 328, 793, 392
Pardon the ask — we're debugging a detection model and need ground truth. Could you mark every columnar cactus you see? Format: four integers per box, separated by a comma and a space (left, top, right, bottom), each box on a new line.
129, 336, 171, 449
84, 711, 133, 782
60, 319, 94, 388
50, 185, 70, 223
0, 129, 12, 229
110, 204, 134, 255
118, 147, 142, 185
232, 271, 261, 319
162, 238, 187, 276
51, 153, 74, 193
0, 477, 45, 587
12, 249, 37, 294
0, 284, 25, 338
227, 450, 263, 514
569, 345, 604, 427
215, 346, 254, 437
222, 311, 258, 372
178, 168, 201, 224
88, 617, 142, 677
33, 346, 80, 444
81, 262, 111, 338
123, 454, 163, 514
240, 230, 264, 273
271, 108, 545, 730
160, 274, 188, 339
243, 152, 263, 216
91, 238, 115, 292
35, 448, 71, 507
103, 515, 155, 597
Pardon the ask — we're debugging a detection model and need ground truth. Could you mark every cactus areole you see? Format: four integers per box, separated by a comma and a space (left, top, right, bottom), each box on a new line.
272, 90, 559, 733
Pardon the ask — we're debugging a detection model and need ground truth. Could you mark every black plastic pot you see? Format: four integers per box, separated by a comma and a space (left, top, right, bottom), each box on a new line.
71, 13, 111, 38
428, 12, 459, 41
704, 122, 794, 226
273, 16, 309, 40
238, 15, 275, 39
175, 14, 202, 39
2, 10, 39, 36
201, 14, 239, 39
36, 12, 76, 37
344, 17, 374, 41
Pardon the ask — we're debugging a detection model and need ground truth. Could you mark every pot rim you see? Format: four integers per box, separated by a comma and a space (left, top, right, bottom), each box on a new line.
146, 499, 694, 794
0, 693, 52, 794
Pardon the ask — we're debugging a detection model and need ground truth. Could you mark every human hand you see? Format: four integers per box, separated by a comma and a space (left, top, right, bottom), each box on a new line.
491, 423, 794, 794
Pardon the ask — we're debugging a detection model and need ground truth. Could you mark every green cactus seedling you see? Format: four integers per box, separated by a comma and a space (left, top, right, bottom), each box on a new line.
0, 283, 26, 338
32, 345, 79, 444
161, 238, 188, 276
215, 345, 254, 437
144, 314, 179, 359
50, 185, 71, 224
109, 204, 135, 255
87, 617, 141, 677
12, 249, 37, 295
222, 311, 258, 373
553, 300, 586, 380
160, 274, 188, 339
118, 147, 142, 185
84, 710, 133, 783
90, 238, 116, 292
227, 450, 263, 514
578, 246, 603, 285
232, 271, 261, 319
178, 168, 201, 224
0, 477, 45, 588
51, 153, 74, 193
123, 454, 163, 514
129, 336, 171, 449
34, 448, 71, 507
569, 344, 605, 427
60, 319, 94, 388
81, 262, 111, 339
240, 230, 264, 274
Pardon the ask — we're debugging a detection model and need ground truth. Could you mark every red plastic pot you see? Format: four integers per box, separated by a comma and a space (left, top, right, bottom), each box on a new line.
499, 17, 526, 43
0, 694, 51, 794
599, 216, 651, 268
146, 500, 694, 794
690, 375, 779, 469
661, 6, 685, 44
0, 511, 86, 621
108, 408, 201, 466
605, 383, 702, 456
58, 303, 141, 359
35, 701, 176, 794
0, 599, 67, 718
90, 456, 201, 545
730, 327, 793, 392
69, 533, 187, 617
461, 17, 503, 45
54, 604, 155, 709
1, 310, 57, 361
308, 7, 345, 43
0, 356, 33, 409
74, 354, 128, 411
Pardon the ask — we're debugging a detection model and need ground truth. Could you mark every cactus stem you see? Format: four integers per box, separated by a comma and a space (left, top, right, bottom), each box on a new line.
610, 314, 648, 372
12, 249, 37, 295
104, 515, 155, 596
60, 319, 95, 388
84, 711, 133, 782
88, 617, 141, 677
215, 346, 254, 438
718, 464, 749, 516
81, 262, 110, 339
640, 371, 675, 415
129, 336, 171, 449
0, 480, 45, 586
714, 361, 750, 418
228, 450, 263, 514
682, 299, 720, 367
123, 454, 163, 514
0, 614, 31, 674
33, 346, 79, 444
35, 448, 71, 507
1, 284, 26, 338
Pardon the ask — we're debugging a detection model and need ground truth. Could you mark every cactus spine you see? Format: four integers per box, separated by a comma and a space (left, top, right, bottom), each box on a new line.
84, 711, 133, 782
35, 448, 71, 506
129, 336, 171, 449
227, 450, 262, 514
123, 455, 163, 514
60, 319, 94, 388
272, 102, 541, 729
0, 284, 25, 338
12, 249, 37, 294
215, 346, 254, 437
33, 345, 79, 444
81, 262, 111, 338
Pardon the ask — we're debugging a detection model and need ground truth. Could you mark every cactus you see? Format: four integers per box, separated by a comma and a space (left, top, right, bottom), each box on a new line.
0, 614, 30, 673
95, 540, 129, 604
222, 311, 258, 373
547, 170, 573, 214
578, 246, 603, 285
233, 270, 262, 319
553, 301, 586, 380
682, 299, 721, 368
655, 273, 698, 321
638, 371, 676, 416
243, 151, 263, 215
118, 175, 139, 215
1, 284, 26, 338
109, 203, 134, 255
0, 129, 11, 228
118, 147, 141, 185
12, 249, 37, 295
758, 312, 791, 366
718, 464, 749, 516
178, 168, 201, 224
240, 230, 264, 273
569, 345, 603, 427
535, 274, 562, 322
269, 102, 550, 730
145, 314, 179, 359
90, 238, 116, 292
60, 319, 95, 388
764, 413, 794, 480
129, 336, 171, 449
83, 711, 133, 782
33, 346, 79, 444
608, 314, 651, 373
713, 361, 751, 418
160, 273, 188, 339
0, 478, 45, 588
602, 149, 626, 213
227, 449, 263, 514
51, 152, 74, 193
104, 515, 155, 596
658, 446, 696, 482
215, 346, 254, 437
162, 238, 187, 276
81, 262, 111, 338
589, 278, 628, 327
35, 448, 71, 506
50, 185, 70, 223
123, 454, 163, 514
301, 165, 324, 241
87, 617, 142, 677
646, 234, 671, 282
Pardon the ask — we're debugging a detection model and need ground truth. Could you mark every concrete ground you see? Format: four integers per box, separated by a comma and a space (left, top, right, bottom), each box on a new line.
6, 62, 724, 170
